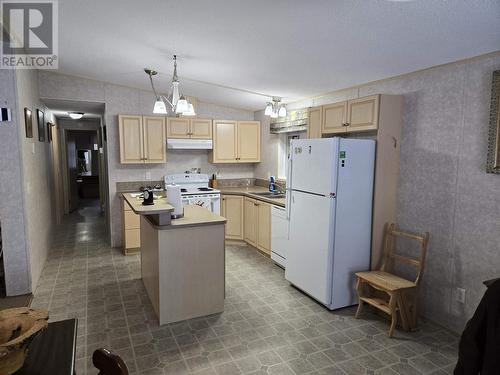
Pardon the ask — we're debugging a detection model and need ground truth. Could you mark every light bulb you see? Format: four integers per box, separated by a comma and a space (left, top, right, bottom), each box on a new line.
183, 102, 196, 116
264, 103, 273, 116
278, 105, 287, 117
153, 100, 167, 114
68, 112, 84, 119
175, 96, 188, 114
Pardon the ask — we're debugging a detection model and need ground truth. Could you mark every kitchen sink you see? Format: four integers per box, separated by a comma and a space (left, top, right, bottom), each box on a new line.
251, 192, 286, 199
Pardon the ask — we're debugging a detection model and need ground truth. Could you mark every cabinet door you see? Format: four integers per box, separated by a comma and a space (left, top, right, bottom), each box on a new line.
167, 118, 190, 138
237, 121, 260, 162
119, 115, 144, 163
307, 106, 322, 139
125, 229, 140, 249
212, 120, 238, 163
347, 95, 379, 132
190, 119, 212, 139
243, 197, 257, 246
222, 195, 243, 240
322, 101, 348, 134
143, 116, 166, 163
257, 201, 271, 254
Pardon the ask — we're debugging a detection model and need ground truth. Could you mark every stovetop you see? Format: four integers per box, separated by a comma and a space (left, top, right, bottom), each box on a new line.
164, 173, 220, 196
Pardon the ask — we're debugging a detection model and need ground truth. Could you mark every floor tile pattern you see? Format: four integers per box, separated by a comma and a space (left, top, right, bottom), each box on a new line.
31, 206, 459, 375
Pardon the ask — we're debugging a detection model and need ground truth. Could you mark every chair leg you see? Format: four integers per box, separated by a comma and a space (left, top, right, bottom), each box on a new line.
388, 294, 398, 337
354, 278, 364, 319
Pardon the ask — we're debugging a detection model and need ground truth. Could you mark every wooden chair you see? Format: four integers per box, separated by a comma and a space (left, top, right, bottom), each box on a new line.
93, 348, 129, 375
355, 223, 429, 337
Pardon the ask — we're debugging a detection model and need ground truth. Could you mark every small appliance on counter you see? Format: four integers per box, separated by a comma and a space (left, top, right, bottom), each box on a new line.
269, 176, 276, 192
166, 185, 184, 218
142, 189, 154, 205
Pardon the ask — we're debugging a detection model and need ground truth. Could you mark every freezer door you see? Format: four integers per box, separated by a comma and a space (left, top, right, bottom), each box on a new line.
290, 138, 339, 196
285, 190, 335, 305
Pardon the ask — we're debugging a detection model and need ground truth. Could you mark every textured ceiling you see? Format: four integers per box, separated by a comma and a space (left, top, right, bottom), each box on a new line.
56, 0, 500, 110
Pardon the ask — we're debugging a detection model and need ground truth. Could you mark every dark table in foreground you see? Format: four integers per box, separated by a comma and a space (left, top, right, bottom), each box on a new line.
15, 318, 78, 375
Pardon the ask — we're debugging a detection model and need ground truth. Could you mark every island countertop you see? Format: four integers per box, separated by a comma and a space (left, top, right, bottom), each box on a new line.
122, 193, 174, 215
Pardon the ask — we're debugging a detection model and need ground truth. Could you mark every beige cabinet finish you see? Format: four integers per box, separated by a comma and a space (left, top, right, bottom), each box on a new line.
167, 118, 213, 139
307, 106, 322, 139
167, 118, 190, 138
256, 201, 271, 254
119, 115, 166, 164
243, 197, 257, 246
212, 120, 238, 162
143, 116, 167, 163
211, 120, 260, 163
221, 195, 244, 240
119, 115, 144, 163
347, 95, 379, 132
123, 199, 141, 254
322, 101, 348, 134
190, 118, 212, 139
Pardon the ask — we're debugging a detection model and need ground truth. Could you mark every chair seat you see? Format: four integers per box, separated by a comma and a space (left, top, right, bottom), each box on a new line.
356, 271, 416, 292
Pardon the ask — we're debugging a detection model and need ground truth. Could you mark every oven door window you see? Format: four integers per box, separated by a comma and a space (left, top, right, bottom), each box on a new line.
186, 196, 212, 211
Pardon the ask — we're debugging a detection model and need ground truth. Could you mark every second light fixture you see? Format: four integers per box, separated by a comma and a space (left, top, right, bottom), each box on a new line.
264, 97, 287, 118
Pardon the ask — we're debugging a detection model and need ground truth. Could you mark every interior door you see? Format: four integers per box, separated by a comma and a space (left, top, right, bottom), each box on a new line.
213, 120, 238, 162
322, 101, 347, 134
285, 190, 335, 305
290, 138, 338, 196
119, 115, 143, 163
237, 121, 260, 162
143, 116, 166, 163
347, 95, 379, 132
167, 118, 190, 138
190, 119, 212, 139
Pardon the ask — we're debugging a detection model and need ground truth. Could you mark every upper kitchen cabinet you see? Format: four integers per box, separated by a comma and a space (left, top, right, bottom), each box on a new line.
307, 106, 322, 139
322, 101, 347, 134
119, 115, 166, 164
347, 95, 379, 132
210, 120, 261, 163
166, 118, 213, 139
307, 95, 380, 138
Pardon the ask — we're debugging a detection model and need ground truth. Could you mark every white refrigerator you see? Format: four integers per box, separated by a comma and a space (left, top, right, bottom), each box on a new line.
285, 137, 375, 310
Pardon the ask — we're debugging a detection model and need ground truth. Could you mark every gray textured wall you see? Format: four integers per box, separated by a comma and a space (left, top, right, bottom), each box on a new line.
257, 52, 500, 332
37, 71, 255, 248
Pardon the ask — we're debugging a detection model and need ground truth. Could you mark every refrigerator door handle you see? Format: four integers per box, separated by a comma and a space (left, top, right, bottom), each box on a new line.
286, 153, 293, 220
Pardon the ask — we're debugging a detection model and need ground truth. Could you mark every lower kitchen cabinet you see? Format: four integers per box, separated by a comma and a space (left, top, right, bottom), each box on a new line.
243, 197, 272, 255
221, 195, 243, 240
243, 197, 258, 246
123, 199, 140, 254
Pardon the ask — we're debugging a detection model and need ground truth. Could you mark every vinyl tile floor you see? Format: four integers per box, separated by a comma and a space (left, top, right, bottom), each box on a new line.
31, 206, 459, 375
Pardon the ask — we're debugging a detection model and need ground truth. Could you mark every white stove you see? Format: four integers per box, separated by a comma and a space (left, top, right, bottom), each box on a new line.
164, 174, 221, 214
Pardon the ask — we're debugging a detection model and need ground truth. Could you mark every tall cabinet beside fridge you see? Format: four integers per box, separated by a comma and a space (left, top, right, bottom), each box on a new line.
285, 138, 375, 310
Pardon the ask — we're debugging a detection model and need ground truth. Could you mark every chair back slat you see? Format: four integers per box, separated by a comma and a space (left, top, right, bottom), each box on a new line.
380, 223, 429, 286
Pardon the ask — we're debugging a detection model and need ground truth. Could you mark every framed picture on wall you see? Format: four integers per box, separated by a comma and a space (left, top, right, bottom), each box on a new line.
24, 108, 33, 138
47, 122, 53, 142
37, 109, 45, 142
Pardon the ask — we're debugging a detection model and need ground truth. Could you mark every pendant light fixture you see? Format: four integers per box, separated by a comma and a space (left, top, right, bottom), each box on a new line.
145, 55, 196, 116
264, 97, 287, 118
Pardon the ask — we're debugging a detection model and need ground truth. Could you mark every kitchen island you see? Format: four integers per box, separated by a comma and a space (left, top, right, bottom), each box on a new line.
122, 193, 227, 325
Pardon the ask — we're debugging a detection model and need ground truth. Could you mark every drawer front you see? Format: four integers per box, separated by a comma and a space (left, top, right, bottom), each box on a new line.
125, 228, 140, 249
124, 211, 140, 229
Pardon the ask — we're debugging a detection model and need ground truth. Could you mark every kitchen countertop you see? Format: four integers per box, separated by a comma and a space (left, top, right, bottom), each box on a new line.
218, 186, 286, 207
123, 193, 174, 215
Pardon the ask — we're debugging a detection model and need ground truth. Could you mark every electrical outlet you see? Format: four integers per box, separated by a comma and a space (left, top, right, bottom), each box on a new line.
145, 171, 151, 180
456, 288, 466, 304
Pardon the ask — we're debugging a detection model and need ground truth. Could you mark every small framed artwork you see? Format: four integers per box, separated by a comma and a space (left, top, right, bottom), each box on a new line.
47, 122, 53, 142
24, 108, 33, 138
36, 109, 45, 142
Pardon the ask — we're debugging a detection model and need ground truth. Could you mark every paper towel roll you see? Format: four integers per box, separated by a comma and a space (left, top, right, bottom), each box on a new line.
166, 185, 184, 218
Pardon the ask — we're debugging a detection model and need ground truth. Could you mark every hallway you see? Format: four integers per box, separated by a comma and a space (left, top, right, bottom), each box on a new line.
31, 210, 459, 375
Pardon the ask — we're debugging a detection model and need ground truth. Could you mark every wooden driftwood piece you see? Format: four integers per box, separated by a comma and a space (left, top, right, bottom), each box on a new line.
0, 307, 49, 374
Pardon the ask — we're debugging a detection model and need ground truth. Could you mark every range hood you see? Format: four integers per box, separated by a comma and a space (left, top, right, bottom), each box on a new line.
270, 108, 308, 134
167, 139, 213, 150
